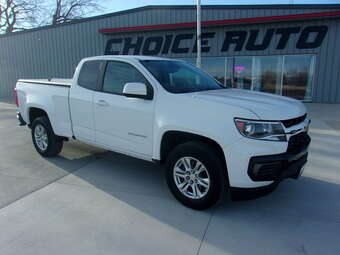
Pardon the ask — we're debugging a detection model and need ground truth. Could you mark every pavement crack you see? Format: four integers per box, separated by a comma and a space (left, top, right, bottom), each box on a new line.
196, 207, 214, 255
299, 244, 309, 255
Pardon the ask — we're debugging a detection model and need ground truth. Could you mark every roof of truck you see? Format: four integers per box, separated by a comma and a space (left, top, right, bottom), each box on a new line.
83, 55, 174, 62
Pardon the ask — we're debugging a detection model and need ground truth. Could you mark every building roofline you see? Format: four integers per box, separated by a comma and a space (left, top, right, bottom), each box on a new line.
1, 4, 340, 38
141, 4, 340, 10
99, 10, 340, 34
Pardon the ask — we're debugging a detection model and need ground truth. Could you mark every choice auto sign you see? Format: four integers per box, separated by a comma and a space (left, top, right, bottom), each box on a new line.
104, 25, 328, 55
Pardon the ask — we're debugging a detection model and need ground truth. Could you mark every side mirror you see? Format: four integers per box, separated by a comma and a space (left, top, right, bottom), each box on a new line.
123, 82, 149, 99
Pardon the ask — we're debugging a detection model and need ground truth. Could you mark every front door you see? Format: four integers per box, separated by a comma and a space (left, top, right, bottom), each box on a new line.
93, 60, 155, 157
69, 60, 103, 143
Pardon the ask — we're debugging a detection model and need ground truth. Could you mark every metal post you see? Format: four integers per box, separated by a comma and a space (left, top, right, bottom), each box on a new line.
196, 0, 201, 68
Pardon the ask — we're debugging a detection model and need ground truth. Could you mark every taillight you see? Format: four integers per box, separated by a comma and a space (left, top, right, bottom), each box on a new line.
14, 88, 19, 107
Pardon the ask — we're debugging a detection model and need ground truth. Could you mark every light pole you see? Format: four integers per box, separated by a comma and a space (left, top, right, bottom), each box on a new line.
196, 0, 201, 68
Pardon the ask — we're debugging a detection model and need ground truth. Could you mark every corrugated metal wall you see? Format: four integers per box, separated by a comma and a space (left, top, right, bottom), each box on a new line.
0, 5, 340, 102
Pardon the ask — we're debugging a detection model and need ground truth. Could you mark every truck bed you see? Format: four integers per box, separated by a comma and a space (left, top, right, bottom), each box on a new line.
16, 79, 73, 138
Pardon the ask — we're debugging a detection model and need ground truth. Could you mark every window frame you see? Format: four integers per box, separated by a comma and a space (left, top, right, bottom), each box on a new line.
77, 60, 105, 91
281, 54, 315, 101
98, 60, 154, 100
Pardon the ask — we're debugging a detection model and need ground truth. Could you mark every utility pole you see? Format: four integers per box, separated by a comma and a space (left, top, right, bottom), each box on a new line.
196, 0, 202, 68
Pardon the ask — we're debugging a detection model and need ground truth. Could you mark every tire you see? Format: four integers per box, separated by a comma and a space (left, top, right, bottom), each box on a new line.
31, 116, 63, 157
165, 141, 227, 210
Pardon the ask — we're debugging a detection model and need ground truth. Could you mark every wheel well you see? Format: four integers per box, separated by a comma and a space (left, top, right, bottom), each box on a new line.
160, 131, 227, 167
29, 107, 48, 124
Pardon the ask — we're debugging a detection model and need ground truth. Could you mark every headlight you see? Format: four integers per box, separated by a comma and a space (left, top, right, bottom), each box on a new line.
234, 118, 286, 141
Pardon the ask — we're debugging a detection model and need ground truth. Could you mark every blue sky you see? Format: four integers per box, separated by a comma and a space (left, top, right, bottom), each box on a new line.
100, 0, 340, 13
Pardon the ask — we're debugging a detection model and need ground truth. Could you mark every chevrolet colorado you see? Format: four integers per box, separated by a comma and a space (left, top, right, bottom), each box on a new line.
15, 56, 311, 210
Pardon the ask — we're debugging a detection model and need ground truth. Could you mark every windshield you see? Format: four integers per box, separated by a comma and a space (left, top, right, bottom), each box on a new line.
140, 60, 223, 94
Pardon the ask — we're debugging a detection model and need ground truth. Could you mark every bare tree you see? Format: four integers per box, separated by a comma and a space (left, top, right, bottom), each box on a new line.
51, 0, 102, 25
0, 0, 42, 33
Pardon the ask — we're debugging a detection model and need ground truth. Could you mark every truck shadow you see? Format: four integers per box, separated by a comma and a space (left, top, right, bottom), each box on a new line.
47, 143, 340, 255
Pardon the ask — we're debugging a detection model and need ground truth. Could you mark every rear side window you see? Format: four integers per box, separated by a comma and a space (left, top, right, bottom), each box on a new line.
78, 60, 102, 90
102, 61, 148, 94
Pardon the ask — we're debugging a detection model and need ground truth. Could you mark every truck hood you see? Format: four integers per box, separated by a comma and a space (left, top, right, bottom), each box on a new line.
193, 88, 306, 120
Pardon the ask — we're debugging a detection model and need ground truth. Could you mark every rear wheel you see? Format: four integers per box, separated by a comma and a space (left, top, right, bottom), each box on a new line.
31, 116, 63, 157
165, 142, 227, 210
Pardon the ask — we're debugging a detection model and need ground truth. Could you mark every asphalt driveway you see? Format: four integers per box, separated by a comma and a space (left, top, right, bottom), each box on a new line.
0, 100, 339, 255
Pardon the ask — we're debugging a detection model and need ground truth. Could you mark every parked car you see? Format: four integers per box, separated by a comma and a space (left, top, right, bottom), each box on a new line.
15, 56, 311, 210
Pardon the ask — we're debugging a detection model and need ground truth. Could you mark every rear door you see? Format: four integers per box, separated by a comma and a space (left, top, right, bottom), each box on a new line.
93, 60, 155, 157
69, 60, 104, 143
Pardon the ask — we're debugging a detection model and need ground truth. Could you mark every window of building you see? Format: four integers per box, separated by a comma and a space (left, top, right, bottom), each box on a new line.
233, 57, 253, 90
78, 60, 102, 90
282, 55, 314, 101
177, 55, 314, 101
201, 57, 225, 85
102, 61, 148, 94
252, 56, 283, 94
180, 58, 196, 66
225, 58, 234, 88
180, 57, 233, 87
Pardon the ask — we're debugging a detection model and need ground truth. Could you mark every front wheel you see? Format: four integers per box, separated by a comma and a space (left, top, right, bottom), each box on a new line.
165, 142, 227, 210
31, 116, 63, 157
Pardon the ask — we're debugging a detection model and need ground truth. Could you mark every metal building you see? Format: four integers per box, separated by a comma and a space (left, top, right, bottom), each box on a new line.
1, 4, 340, 103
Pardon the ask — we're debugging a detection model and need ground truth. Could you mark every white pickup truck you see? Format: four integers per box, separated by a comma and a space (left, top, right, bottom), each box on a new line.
15, 55, 311, 210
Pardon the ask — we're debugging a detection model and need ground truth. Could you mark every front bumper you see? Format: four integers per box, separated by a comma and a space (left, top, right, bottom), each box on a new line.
248, 150, 308, 182
226, 131, 310, 200
230, 150, 307, 201
224, 130, 311, 188
248, 131, 310, 182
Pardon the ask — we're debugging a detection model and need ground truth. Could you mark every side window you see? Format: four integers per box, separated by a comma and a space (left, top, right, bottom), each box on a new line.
78, 60, 102, 90
102, 61, 148, 94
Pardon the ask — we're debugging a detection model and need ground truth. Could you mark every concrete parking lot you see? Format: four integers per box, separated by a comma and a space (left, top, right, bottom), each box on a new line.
0, 99, 339, 255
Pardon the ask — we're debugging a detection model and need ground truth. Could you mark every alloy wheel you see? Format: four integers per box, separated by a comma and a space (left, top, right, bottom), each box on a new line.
34, 124, 49, 151
173, 157, 210, 199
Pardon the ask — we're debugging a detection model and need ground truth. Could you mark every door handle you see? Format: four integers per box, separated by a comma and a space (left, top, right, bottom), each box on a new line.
96, 99, 109, 107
